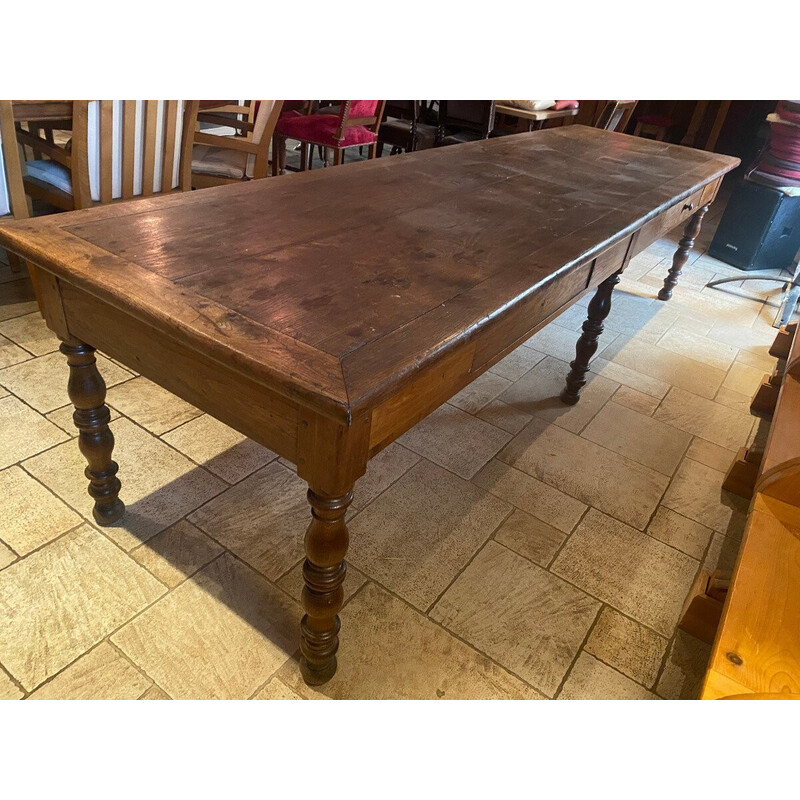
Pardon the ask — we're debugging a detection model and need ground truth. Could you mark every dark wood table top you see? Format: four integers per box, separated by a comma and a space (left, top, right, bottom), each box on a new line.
0, 126, 737, 423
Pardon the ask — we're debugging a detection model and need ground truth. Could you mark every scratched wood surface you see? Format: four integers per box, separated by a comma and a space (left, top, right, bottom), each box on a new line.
0, 126, 737, 421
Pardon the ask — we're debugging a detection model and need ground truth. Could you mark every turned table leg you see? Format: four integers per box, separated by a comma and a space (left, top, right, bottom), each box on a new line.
561, 270, 621, 405
300, 486, 353, 685
60, 339, 124, 525
658, 204, 709, 301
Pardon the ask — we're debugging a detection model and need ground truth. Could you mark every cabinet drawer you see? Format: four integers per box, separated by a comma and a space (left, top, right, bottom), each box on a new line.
635, 188, 705, 253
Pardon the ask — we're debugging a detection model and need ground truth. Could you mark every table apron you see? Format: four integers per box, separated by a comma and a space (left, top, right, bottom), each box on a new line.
57, 279, 301, 463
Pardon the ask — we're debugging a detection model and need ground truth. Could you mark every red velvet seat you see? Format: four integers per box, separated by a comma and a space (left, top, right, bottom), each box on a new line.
272, 101, 385, 173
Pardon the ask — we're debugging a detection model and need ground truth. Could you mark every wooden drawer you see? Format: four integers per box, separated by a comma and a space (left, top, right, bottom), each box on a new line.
635, 187, 705, 253
593, 236, 632, 284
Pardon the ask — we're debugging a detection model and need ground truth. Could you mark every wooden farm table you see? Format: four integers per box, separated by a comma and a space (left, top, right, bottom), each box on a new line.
0, 127, 738, 686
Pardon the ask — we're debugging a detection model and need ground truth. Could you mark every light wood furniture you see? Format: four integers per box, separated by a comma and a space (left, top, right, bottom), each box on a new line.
493, 104, 579, 132
698, 322, 800, 699
0, 101, 41, 304
0, 127, 737, 687
19, 100, 199, 211
594, 100, 638, 132
192, 101, 284, 188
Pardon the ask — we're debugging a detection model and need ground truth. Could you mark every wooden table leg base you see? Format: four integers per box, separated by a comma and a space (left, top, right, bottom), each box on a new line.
61, 339, 125, 526
561, 270, 621, 405
299, 489, 351, 686
658, 204, 708, 301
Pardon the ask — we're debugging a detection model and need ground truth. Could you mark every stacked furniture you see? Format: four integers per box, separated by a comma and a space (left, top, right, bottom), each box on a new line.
692, 321, 800, 699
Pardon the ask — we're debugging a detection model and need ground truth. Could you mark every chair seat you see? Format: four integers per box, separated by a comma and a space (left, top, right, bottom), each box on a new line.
191, 143, 249, 179
25, 160, 73, 195
379, 119, 437, 151
275, 113, 377, 148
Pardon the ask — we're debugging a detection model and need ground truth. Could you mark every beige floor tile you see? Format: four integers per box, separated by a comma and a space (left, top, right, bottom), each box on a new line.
585, 607, 667, 688
722, 361, 766, 396
0, 466, 82, 555
140, 685, 171, 699
646, 507, 713, 560
348, 460, 510, 610
499, 419, 667, 530
113, 553, 299, 700
665, 282, 764, 328
24, 418, 226, 551
0, 312, 59, 356
558, 652, 657, 700
0, 351, 133, 413
0, 334, 30, 369
0, 524, 165, 691
662, 458, 747, 535
551, 509, 699, 636
488, 346, 546, 381
45, 402, 122, 437
734, 347, 775, 373
493, 508, 566, 567
654, 386, 754, 451
350, 442, 420, 512
476, 398, 533, 434
279, 582, 544, 700
431, 541, 599, 696
611, 386, 660, 416
397, 404, 511, 480
703, 532, 743, 574
105, 376, 201, 435
597, 337, 726, 399
129, 519, 225, 589
713, 386, 752, 414
0, 668, 23, 699
707, 319, 775, 356
0, 278, 38, 322
656, 327, 737, 371
278, 559, 368, 605
28, 642, 152, 700
0, 396, 69, 470
590, 356, 671, 399
473, 459, 586, 534
449, 371, 512, 415
581, 402, 691, 476
655, 630, 711, 700
254, 677, 304, 700
161, 414, 277, 484
188, 461, 308, 581
644, 258, 718, 290
0, 541, 16, 570
499, 355, 618, 435
685, 438, 736, 473
525, 322, 617, 363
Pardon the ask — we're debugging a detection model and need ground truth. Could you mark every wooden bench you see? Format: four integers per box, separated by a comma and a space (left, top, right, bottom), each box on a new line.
682, 322, 800, 699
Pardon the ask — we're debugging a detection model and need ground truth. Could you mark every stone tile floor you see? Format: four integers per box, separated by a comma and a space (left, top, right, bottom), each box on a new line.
0, 190, 796, 700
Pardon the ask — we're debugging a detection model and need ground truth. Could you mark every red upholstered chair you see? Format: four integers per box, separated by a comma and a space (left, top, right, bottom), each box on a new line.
272, 101, 386, 174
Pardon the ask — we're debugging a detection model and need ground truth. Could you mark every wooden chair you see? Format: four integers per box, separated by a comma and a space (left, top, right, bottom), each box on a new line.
377, 101, 437, 156
0, 100, 41, 306
19, 100, 199, 210
435, 101, 496, 146
192, 101, 284, 188
272, 101, 386, 174
594, 100, 638, 133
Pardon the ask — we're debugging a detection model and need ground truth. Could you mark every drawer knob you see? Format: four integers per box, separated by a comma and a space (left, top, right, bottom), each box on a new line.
683, 202, 695, 212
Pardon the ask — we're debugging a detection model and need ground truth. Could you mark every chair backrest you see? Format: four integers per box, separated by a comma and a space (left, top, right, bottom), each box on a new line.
437, 101, 496, 140
71, 100, 199, 208
383, 101, 418, 121
595, 100, 638, 132
334, 101, 386, 142
0, 101, 28, 219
